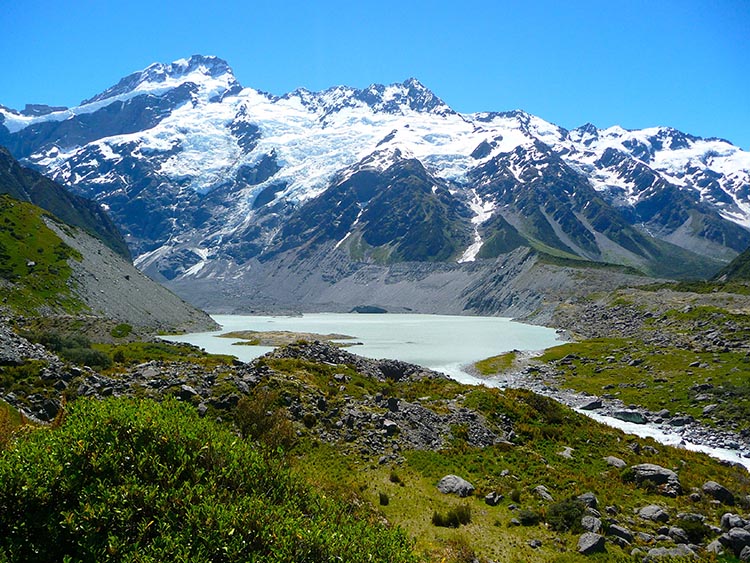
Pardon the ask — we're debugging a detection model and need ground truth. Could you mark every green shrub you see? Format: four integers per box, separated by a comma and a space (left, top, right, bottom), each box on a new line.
389, 469, 403, 485
234, 388, 296, 451
431, 505, 471, 528
110, 323, 132, 338
302, 413, 317, 428
0, 397, 418, 563
62, 347, 112, 369
517, 509, 541, 526
546, 498, 586, 532
0, 404, 15, 449
379, 492, 390, 506
677, 517, 710, 544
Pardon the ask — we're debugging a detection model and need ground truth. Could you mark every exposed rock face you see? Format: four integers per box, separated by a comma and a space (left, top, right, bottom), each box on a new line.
47, 220, 216, 332
630, 463, 682, 497
436, 475, 475, 497
0, 322, 57, 366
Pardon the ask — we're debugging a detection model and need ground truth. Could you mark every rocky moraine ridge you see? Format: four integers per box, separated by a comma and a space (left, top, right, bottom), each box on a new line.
0, 322, 506, 455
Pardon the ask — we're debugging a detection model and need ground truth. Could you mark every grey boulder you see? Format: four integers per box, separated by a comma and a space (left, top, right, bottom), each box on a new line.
436, 475, 475, 497
577, 532, 606, 555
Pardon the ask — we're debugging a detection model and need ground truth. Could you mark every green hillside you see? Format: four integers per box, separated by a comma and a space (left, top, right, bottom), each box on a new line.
0, 195, 86, 314
714, 245, 750, 281
0, 147, 130, 260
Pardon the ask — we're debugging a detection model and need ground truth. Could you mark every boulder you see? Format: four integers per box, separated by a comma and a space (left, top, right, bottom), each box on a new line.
604, 456, 627, 469
639, 504, 670, 523
668, 416, 693, 426
577, 532, 606, 555
722, 527, 750, 555
581, 515, 602, 533
608, 524, 634, 545
484, 491, 503, 506
613, 410, 649, 424
703, 481, 735, 505
533, 485, 553, 501
580, 399, 603, 410
644, 545, 695, 561
436, 475, 475, 497
382, 419, 400, 436
721, 513, 747, 531
706, 539, 724, 555
630, 463, 682, 496
577, 492, 598, 509
669, 526, 690, 544
177, 384, 198, 400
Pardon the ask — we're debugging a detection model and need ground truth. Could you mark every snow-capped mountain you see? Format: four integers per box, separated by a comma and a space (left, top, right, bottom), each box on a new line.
2, 55, 749, 311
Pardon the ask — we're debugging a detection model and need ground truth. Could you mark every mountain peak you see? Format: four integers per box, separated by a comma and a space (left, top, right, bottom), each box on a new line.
281, 77, 453, 118
80, 54, 241, 106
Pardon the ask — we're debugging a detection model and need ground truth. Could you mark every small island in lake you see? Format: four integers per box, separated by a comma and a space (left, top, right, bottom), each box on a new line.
218, 330, 361, 347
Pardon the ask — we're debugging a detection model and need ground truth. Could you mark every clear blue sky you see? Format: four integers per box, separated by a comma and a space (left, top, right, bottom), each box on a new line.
2, 0, 749, 148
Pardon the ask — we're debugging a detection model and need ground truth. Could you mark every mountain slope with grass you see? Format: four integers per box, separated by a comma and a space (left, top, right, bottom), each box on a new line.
714, 245, 750, 281
0, 146, 129, 260
0, 194, 214, 331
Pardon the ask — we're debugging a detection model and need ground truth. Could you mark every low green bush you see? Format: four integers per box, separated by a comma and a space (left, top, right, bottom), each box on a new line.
517, 509, 540, 526
234, 388, 296, 451
0, 397, 418, 563
546, 498, 586, 532
110, 323, 132, 338
432, 505, 471, 528
677, 517, 710, 544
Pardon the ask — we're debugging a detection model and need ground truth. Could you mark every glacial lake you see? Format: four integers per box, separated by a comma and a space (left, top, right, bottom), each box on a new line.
163, 313, 563, 382
164, 313, 750, 468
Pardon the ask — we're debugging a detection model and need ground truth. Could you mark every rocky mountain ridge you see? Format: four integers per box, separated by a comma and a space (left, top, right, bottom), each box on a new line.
2, 55, 749, 312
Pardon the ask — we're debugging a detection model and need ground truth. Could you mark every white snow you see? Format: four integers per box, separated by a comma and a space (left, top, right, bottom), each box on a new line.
458, 191, 497, 263
6, 59, 750, 244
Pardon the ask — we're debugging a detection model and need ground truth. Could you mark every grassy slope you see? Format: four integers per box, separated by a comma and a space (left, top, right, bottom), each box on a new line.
517, 286, 750, 432
0, 195, 86, 315
259, 358, 750, 562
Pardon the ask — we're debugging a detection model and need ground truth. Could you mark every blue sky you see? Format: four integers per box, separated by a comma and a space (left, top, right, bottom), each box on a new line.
2, 0, 749, 148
